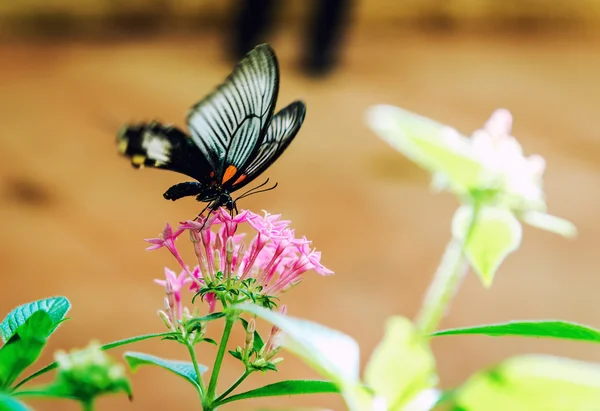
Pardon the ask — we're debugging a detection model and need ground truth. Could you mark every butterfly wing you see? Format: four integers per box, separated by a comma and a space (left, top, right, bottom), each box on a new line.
117, 122, 214, 184
186, 44, 279, 187
227, 100, 306, 192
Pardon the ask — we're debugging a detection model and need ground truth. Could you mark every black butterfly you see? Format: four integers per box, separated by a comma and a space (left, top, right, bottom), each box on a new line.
117, 44, 306, 214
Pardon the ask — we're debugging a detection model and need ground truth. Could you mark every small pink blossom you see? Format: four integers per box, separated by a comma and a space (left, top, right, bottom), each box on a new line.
154, 267, 192, 318
145, 223, 189, 273
145, 223, 184, 251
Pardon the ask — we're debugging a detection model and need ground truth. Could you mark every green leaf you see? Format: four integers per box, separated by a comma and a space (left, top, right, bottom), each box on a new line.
0, 312, 54, 389
452, 205, 522, 287
454, 355, 600, 411
1, 297, 70, 343
233, 304, 365, 411
228, 350, 243, 361
217, 380, 340, 406
364, 317, 438, 411
185, 312, 226, 330
14, 332, 174, 390
520, 211, 577, 239
432, 320, 600, 343
124, 351, 207, 391
0, 394, 31, 411
202, 338, 217, 346
366, 105, 484, 193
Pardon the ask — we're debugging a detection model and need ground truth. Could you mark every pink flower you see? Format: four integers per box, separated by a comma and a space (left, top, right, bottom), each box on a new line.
154, 267, 192, 318
145, 223, 189, 273
216, 208, 250, 237
149, 208, 332, 312
145, 223, 184, 251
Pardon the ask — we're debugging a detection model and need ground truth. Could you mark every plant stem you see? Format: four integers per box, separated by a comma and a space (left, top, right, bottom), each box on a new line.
214, 369, 252, 404
415, 204, 480, 334
82, 400, 94, 411
186, 343, 205, 396
205, 311, 236, 406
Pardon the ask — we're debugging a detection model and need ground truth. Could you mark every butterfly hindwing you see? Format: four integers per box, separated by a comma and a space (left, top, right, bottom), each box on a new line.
228, 100, 306, 191
186, 44, 280, 185
117, 122, 214, 184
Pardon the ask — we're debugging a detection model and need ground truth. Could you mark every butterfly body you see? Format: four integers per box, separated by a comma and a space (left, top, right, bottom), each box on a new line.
117, 44, 306, 213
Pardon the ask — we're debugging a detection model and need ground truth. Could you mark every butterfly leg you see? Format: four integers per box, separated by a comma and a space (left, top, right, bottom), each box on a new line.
194, 202, 211, 222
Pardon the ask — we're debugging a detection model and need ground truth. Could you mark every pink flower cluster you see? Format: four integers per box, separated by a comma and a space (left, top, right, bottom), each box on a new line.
148, 209, 333, 314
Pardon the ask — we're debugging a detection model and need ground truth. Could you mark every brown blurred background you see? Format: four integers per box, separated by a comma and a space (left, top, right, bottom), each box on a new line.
1, 0, 600, 410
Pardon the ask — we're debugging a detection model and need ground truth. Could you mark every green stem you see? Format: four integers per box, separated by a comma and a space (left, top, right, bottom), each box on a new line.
214, 369, 252, 405
185, 343, 205, 396
205, 312, 236, 406
415, 204, 481, 335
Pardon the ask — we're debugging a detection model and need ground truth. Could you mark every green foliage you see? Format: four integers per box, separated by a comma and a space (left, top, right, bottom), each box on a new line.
185, 312, 226, 331
364, 317, 437, 411
197, 274, 279, 310
452, 206, 522, 287
217, 380, 340, 406
433, 320, 600, 342
366, 105, 484, 194
0, 394, 31, 411
0, 312, 53, 390
234, 304, 360, 386
453, 355, 600, 411
124, 351, 207, 391
0, 297, 70, 344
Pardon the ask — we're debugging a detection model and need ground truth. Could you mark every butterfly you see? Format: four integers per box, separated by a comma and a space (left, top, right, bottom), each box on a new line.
117, 44, 306, 215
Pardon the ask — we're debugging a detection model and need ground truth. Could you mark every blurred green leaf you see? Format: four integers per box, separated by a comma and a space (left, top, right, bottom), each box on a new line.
520, 211, 577, 238
234, 305, 359, 384
452, 206, 522, 287
0, 312, 53, 389
124, 351, 207, 391
233, 304, 366, 411
432, 320, 600, 343
1, 297, 70, 343
366, 105, 484, 193
0, 394, 31, 411
454, 355, 600, 411
364, 317, 438, 411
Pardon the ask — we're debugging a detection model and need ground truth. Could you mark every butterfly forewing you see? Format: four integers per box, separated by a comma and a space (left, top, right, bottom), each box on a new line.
229, 100, 306, 191
186, 44, 280, 184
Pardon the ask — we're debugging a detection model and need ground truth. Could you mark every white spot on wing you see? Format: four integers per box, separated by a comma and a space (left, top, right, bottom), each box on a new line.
142, 131, 172, 164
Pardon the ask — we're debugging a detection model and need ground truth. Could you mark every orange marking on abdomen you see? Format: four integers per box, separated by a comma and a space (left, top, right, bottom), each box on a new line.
222, 165, 238, 184
233, 174, 247, 185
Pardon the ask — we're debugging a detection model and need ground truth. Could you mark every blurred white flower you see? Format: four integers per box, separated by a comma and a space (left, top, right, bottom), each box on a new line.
470, 109, 546, 210
366, 105, 576, 238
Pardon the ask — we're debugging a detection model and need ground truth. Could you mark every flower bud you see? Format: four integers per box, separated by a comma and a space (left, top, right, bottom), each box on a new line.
54, 341, 132, 402
225, 237, 234, 278
158, 310, 174, 331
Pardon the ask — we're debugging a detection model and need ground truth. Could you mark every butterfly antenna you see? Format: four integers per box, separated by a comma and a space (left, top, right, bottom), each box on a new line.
234, 178, 271, 200
235, 181, 279, 201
